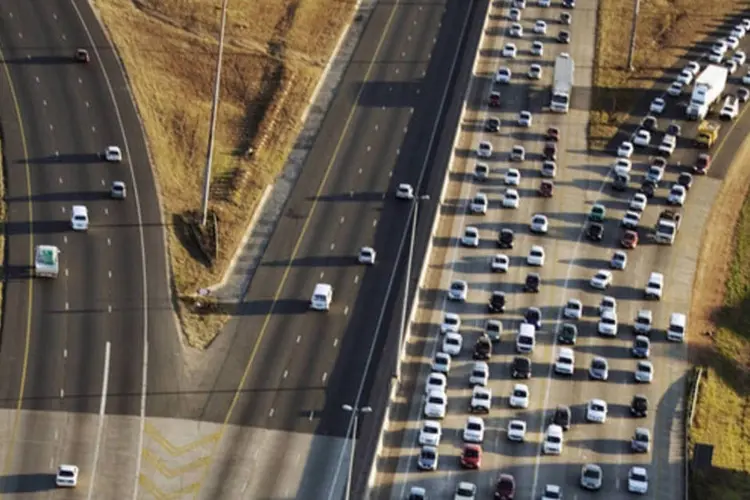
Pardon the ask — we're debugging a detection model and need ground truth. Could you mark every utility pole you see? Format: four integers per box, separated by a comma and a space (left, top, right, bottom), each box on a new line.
200, 0, 229, 226
627, 0, 640, 71
341, 404, 372, 500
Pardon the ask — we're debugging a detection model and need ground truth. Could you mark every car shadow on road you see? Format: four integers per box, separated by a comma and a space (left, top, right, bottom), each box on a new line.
0, 474, 56, 493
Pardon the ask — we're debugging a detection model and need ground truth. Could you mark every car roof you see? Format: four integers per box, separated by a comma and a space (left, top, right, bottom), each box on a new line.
72, 205, 88, 216
631, 466, 647, 474
547, 424, 563, 434
558, 347, 574, 356
590, 398, 606, 405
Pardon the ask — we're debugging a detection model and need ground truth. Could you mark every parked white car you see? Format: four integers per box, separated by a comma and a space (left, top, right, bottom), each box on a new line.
505, 168, 521, 186
502, 43, 518, 58
509, 384, 530, 408
470, 385, 492, 412
632, 129, 651, 147
491, 254, 510, 273
598, 309, 618, 336
563, 299, 582, 320
441, 312, 460, 334
530, 214, 548, 234
518, 110, 533, 127
628, 467, 649, 494
442, 332, 463, 356
629, 192, 648, 211
461, 226, 480, 247
495, 67, 512, 83
543, 424, 564, 454
419, 420, 442, 446
424, 390, 447, 418
425, 372, 447, 394
448, 280, 468, 301
586, 399, 608, 423
503, 189, 520, 209
616, 141, 633, 158
432, 352, 451, 374
668, 184, 687, 205
507, 419, 527, 442
469, 192, 488, 214
621, 210, 641, 229
614, 158, 632, 175
469, 361, 489, 387
477, 141, 493, 158
649, 97, 666, 114
527, 245, 545, 266
463, 416, 485, 443
554, 347, 575, 375
590, 270, 613, 289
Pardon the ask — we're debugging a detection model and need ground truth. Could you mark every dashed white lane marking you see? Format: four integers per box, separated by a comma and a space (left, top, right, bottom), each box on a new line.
367, 145, 372, 152
8, 13, 12, 18
49, 124, 54, 131
58, 177, 63, 184
388, 171, 393, 178
309, 411, 315, 421
18, 33, 23, 39
408, 35, 412, 41
319, 272, 324, 279
61, 34, 66, 41
349, 191, 354, 198
340, 216, 345, 223
107, 305, 112, 313
344, 306, 349, 316
85, 101, 90, 108
330, 243, 335, 251
381, 193, 386, 200
60, 389, 64, 399
78, 77, 82, 84
374, 124, 379, 131
63, 236, 68, 244
283, 370, 288, 379
104, 208, 109, 215
107, 238, 111, 246
372, 219, 378, 227
55, 150, 59, 157
396, 148, 400, 155
322, 372, 328, 383
92, 126, 96, 132
61, 207, 66, 214
42, 99, 47, 106
333, 338, 339, 348
401, 52, 406, 57
108, 271, 112, 279
65, 302, 69, 311
403, 126, 408, 133
64, 269, 69, 277
296, 335, 301, 344
353, 276, 359, 284
101, 179, 106, 186
63, 349, 67, 359
269, 408, 275, 418
53, 13, 57, 20
422, 70, 426, 77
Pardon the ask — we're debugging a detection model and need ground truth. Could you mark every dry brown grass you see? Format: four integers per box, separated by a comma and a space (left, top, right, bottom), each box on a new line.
591, 0, 748, 148
92, 0, 356, 348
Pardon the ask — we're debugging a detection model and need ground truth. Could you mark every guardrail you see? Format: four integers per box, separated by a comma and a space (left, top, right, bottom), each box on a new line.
684, 365, 704, 500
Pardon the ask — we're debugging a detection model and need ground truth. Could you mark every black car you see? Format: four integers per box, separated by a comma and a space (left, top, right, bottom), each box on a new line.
639, 179, 656, 198
612, 173, 629, 191
511, 356, 531, 379
558, 30, 571, 43
586, 222, 604, 241
473, 336, 492, 360
630, 394, 649, 417
488, 290, 506, 313
640, 115, 658, 131
666, 122, 681, 137
497, 228, 515, 249
524, 307, 542, 329
651, 156, 667, 169
552, 405, 572, 431
485, 117, 501, 132
524, 273, 540, 293
678, 172, 694, 190
558, 323, 578, 345
562, 0, 575, 8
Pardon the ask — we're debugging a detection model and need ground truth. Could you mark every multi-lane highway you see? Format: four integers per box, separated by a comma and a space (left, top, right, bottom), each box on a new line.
372, 1, 750, 499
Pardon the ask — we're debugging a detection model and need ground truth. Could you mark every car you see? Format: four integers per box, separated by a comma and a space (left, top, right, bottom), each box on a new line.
632, 335, 651, 358
425, 372, 447, 394
641, 115, 658, 131
598, 309, 618, 336
505, 168, 521, 185
528, 63, 543, 79
442, 332, 463, 356
631, 394, 649, 417
477, 141, 493, 158
554, 347, 575, 375
560, 11, 572, 24
685, 61, 701, 75
473, 336, 492, 360
558, 30, 571, 43
469, 360, 490, 387
646, 165, 665, 184
503, 189, 520, 209
613, 157, 632, 175
494, 473, 516, 500
734, 50, 748, 66
469, 192, 488, 214
543, 424, 564, 454
485, 117, 501, 132
612, 172, 630, 191
562, 0, 575, 6
632, 129, 651, 147
502, 43, 518, 58
104, 145, 122, 162
552, 405, 572, 431
509, 8, 522, 21
455, 482, 477, 500
628, 467, 649, 494
610, 250, 627, 270
74, 48, 90, 63
541, 161, 557, 178
589, 203, 606, 222
666, 122, 681, 137
635, 360, 654, 383
527, 245, 545, 266
441, 312, 460, 334
634, 309, 653, 335
491, 254, 510, 273
531, 40, 544, 56
509, 384, 530, 408
539, 180, 554, 197
645, 272, 664, 300
511, 356, 531, 379
488, 290, 506, 313
630, 192, 647, 211
694, 153, 711, 174
448, 280, 468, 301
739, 87, 750, 102
424, 390, 447, 418
460, 444, 482, 469
358, 246, 376, 264
586, 399, 608, 423
639, 178, 655, 197
507, 419, 527, 442
510, 145, 526, 161
617, 141, 634, 158
497, 228, 515, 248
589, 356, 609, 381
432, 352, 451, 374
396, 183, 415, 199
70, 205, 89, 231
732, 25, 747, 39
632, 427, 652, 452
744, 70, 750, 85
470, 385, 492, 413
676, 68, 693, 85
56, 464, 79, 487
485, 320, 502, 343
474, 162, 489, 181
598, 295, 617, 314
530, 214, 548, 234
417, 445, 438, 470
533, 20, 547, 34
541, 484, 562, 500
743, 18, 750, 30
419, 420, 442, 446
668, 184, 687, 205
621, 210, 641, 229
622, 229, 639, 249
709, 42, 726, 63
461, 226, 480, 247
720, 95, 739, 120
586, 222, 604, 241
524, 307, 542, 329
463, 416, 485, 443
409, 486, 426, 500
580, 464, 603, 491
518, 111, 532, 127
591, 269, 612, 289
558, 323, 578, 345
650, 97, 666, 114
725, 58, 739, 74
539, 0, 551, 6
658, 134, 676, 156
488, 91, 501, 107
563, 298, 582, 319
110, 180, 127, 199
495, 67, 512, 83
726, 35, 741, 50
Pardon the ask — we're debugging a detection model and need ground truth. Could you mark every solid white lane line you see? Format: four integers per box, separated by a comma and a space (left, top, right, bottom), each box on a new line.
86, 341, 111, 500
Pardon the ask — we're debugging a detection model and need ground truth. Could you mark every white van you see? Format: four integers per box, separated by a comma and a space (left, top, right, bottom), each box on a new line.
667, 313, 687, 342
310, 283, 333, 311
516, 323, 536, 353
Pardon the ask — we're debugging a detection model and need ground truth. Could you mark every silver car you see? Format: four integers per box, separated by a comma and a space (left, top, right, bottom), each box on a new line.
580, 464, 603, 490
417, 445, 438, 470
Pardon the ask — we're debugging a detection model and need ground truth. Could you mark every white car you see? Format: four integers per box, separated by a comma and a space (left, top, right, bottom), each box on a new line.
470, 386, 492, 412
518, 111, 532, 127
742, 70, 750, 85
668, 184, 687, 205
563, 299, 582, 320
539, 0, 551, 5
509, 383, 530, 408
614, 158, 632, 175
425, 372, 447, 394
477, 141, 493, 158
448, 280, 467, 301
598, 309, 618, 336
396, 183, 414, 199
442, 332, 463, 355
685, 61, 701, 75
721, 95, 739, 120
507, 419, 527, 442
635, 360, 654, 383
502, 43, 518, 58
646, 164, 665, 183
732, 25, 747, 38
509, 7, 521, 21
634, 309, 653, 335
505, 168, 521, 185
554, 347, 575, 375
491, 254, 510, 273
590, 270, 613, 289
667, 80, 683, 96
621, 210, 641, 229
474, 162, 489, 180
530, 214, 548, 233
104, 145, 122, 162
463, 416, 485, 443
510, 144, 526, 161
358, 246, 376, 264
586, 399, 608, 423
527, 245, 545, 266
432, 352, 451, 374
441, 312, 460, 334
495, 67, 512, 83
56, 464, 79, 487
727, 59, 740, 75
628, 467, 649, 494
734, 49, 748, 66
726, 35, 740, 50
70, 205, 89, 231
709, 43, 726, 63
598, 295, 617, 314
649, 97, 666, 114
543, 424, 564, 455
528, 64, 543, 79
632, 129, 651, 147
531, 40, 544, 56
509, 22, 523, 37
611, 250, 627, 270
417, 445, 438, 471
629, 192, 648, 211
461, 226, 480, 247
676, 68, 693, 85
541, 484, 563, 500
503, 189, 520, 209
110, 180, 127, 199
424, 390, 447, 418
533, 20, 547, 34
419, 420, 442, 446
616, 141, 633, 158
454, 482, 477, 500
541, 161, 556, 178
469, 193, 488, 214
645, 272, 664, 300
469, 361, 489, 387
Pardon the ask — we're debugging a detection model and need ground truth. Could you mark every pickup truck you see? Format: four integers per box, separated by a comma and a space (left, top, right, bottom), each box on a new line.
35, 245, 60, 278
654, 210, 682, 245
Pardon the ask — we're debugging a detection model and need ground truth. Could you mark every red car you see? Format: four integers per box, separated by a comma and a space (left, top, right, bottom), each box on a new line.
494, 473, 516, 499
538, 180, 554, 197
694, 153, 711, 174
489, 91, 501, 107
460, 444, 482, 469
546, 127, 560, 142
621, 230, 639, 249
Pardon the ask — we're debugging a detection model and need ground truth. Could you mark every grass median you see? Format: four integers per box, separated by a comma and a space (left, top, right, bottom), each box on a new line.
93, 0, 356, 348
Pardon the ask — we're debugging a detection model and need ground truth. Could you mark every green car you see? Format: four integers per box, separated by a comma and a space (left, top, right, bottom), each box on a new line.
589, 204, 606, 222
558, 323, 578, 345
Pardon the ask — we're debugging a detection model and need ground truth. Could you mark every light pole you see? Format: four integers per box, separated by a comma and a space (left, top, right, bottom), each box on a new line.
341, 404, 372, 500
395, 194, 430, 382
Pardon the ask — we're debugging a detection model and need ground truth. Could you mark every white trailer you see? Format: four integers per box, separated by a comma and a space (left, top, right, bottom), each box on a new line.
551, 53, 574, 113
686, 65, 728, 120
35, 245, 60, 278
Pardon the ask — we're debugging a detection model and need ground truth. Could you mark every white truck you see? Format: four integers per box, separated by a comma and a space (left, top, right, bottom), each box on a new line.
551, 53, 574, 113
654, 210, 682, 245
34, 245, 60, 278
686, 65, 728, 120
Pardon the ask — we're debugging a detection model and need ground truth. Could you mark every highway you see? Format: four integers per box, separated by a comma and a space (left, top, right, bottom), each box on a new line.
372, 1, 750, 499
0, 0, 178, 497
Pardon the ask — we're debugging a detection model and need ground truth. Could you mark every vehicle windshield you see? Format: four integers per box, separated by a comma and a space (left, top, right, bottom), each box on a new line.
584, 469, 600, 479
59, 470, 74, 477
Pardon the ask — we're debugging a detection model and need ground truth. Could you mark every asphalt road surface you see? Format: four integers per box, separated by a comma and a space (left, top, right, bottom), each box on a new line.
371, 1, 750, 499
0, 0, 178, 497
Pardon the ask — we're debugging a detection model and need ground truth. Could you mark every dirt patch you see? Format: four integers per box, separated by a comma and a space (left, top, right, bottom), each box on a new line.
93, 0, 356, 348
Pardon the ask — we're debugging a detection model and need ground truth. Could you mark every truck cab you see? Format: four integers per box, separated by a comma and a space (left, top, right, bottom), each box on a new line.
695, 121, 720, 148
